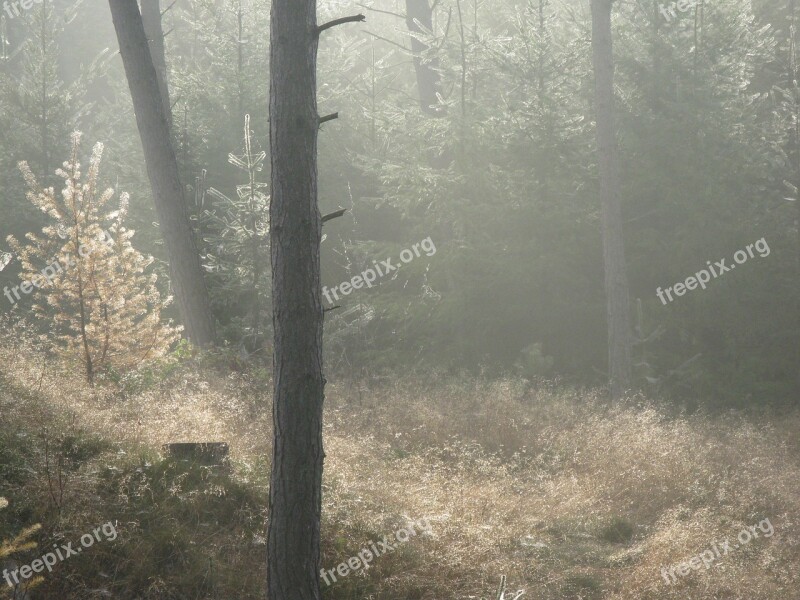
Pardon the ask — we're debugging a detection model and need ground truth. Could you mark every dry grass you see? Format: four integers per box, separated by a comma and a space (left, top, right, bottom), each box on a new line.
1, 323, 799, 599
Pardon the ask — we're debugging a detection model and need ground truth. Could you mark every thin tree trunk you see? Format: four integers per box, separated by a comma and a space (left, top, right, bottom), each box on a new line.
651, 0, 661, 108
244, 116, 262, 355
406, 0, 444, 115
40, 0, 50, 183
109, 0, 216, 347
591, 0, 632, 400
455, 0, 467, 118
236, 0, 245, 122
789, 0, 800, 388
140, 0, 172, 129
537, 0, 552, 204
267, 0, 325, 597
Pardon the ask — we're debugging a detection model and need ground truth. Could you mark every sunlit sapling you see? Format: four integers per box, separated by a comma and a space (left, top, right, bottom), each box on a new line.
0, 498, 43, 592
4, 521, 117, 588
7, 132, 182, 384
3, 229, 114, 306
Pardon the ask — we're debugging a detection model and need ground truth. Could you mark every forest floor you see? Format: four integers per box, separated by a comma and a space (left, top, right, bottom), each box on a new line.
1, 327, 798, 599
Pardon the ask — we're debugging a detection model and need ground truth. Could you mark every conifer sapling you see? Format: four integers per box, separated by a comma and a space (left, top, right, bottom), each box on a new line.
7, 132, 182, 384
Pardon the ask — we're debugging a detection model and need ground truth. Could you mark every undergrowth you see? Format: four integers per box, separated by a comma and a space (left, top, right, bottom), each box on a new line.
0, 323, 798, 599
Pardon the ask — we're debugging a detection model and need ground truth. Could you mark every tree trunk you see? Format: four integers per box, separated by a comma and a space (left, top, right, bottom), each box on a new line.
109, 0, 216, 347
267, 0, 325, 598
140, 0, 172, 129
591, 0, 632, 400
789, 0, 800, 389
651, 0, 661, 109
406, 0, 444, 115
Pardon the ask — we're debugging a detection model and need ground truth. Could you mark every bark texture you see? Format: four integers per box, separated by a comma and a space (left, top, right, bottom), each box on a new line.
140, 0, 172, 129
267, 0, 326, 598
109, 0, 216, 347
591, 0, 632, 400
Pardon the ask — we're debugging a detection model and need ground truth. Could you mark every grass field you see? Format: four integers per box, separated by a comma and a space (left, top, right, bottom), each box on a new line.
1, 325, 798, 599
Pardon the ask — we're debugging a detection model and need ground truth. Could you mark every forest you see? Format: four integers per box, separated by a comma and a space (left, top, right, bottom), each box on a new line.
0, 0, 798, 598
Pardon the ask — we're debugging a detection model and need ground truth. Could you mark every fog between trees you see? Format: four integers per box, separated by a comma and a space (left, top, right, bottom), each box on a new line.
0, 0, 798, 599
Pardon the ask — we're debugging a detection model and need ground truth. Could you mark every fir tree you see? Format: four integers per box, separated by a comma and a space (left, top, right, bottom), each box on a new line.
0, 0, 106, 184
199, 114, 270, 355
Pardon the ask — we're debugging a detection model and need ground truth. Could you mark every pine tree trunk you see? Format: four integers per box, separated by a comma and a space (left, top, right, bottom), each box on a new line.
267, 0, 325, 597
140, 0, 172, 129
109, 0, 216, 347
591, 0, 632, 400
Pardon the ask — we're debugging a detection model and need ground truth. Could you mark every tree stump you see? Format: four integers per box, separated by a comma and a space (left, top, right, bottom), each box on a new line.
162, 442, 230, 469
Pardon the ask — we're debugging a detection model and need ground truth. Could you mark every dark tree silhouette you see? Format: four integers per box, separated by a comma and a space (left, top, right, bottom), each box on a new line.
108, 0, 216, 347
591, 0, 632, 400
266, 1, 363, 598
140, 0, 172, 129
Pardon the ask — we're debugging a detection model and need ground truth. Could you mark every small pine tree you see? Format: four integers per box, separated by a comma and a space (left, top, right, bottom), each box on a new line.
0, 498, 43, 596
198, 115, 270, 355
7, 132, 182, 384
